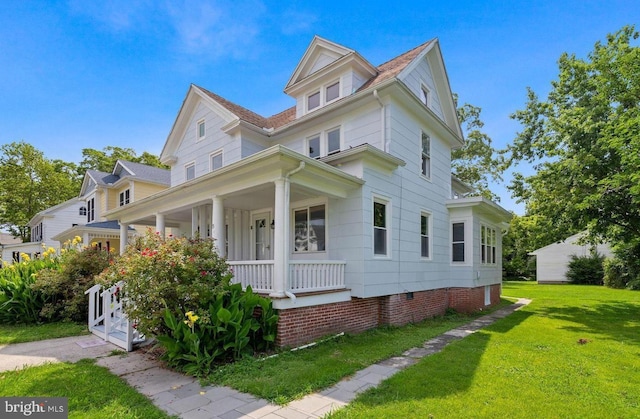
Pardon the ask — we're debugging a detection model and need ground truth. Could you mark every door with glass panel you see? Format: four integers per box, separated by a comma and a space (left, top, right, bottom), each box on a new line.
251, 212, 271, 260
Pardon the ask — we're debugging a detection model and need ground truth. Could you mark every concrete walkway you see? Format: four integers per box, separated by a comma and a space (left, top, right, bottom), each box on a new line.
1, 298, 531, 418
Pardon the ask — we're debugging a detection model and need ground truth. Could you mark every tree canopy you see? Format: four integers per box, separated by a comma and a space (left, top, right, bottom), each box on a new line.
453, 100, 504, 200
78, 146, 167, 174
0, 142, 80, 240
505, 25, 640, 248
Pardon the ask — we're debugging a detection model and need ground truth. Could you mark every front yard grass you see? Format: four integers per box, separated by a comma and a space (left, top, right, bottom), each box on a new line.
330, 282, 640, 418
0, 322, 88, 345
0, 359, 170, 418
207, 300, 512, 404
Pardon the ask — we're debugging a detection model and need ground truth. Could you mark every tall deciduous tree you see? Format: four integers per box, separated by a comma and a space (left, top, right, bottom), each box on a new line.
0, 142, 79, 240
504, 26, 640, 249
78, 146, 166, 174
453, 99, 504, 200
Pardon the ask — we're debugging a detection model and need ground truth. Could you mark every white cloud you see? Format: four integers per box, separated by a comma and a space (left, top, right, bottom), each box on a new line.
163, 0, 266, 58
67, 0, 153, 32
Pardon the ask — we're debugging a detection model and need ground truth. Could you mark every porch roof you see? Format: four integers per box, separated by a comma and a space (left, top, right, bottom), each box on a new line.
104, 145, 365, 226
52, 221, 136, 243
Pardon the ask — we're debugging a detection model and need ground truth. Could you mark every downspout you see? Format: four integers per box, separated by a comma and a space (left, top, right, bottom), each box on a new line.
373, 89, 388, 152
282, 161, 305, 302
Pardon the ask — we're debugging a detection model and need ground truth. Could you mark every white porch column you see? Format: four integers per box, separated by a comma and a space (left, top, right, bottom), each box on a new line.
271, 178, 289, 298
156, 213, 165, 238
191, 207, 198, 237
119, 222, 129, 255
212, 196, 225, 257
199, 206, 208, 238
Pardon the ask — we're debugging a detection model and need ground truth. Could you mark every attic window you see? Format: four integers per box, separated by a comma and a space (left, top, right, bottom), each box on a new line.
420, 84, 431, 107
307, 92, 320, 111
197, 119, 205, 141
326, 82, 340, 102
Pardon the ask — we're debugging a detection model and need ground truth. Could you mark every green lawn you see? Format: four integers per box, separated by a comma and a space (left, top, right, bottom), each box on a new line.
207, 300, 512, 404
0, 322, 88, 345
0, 359, 171, 418
330, 282, 640, 418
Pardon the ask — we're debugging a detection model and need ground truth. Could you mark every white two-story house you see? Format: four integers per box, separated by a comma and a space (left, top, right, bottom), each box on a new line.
1, 198, 87, 264
105, 36, 511, 347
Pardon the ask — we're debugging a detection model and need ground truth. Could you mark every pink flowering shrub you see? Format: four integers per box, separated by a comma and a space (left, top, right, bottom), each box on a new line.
96, 230, 232, 336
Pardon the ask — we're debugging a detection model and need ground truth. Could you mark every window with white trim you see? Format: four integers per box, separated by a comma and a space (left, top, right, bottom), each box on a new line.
452, 222, 465, 262
421, 132, 431, 178
326, 81, 340, 102
420, 212, 431, 258
481, 224, 497, 264
420, 84, 431, 106
197, 119, 205, 141
307, 91, 320, 111
210, 150, 223, 171
185, 163, 195, 181
87, 198, 95, 222
293, 204, 326, 252
79, 206, 87, 216
119, 189, 130, 206
307, 127, 341, 158
373, 198, 390, 256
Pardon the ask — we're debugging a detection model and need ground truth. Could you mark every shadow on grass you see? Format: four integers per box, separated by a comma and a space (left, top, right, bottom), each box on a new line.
347, 302, 533, 407
537, 301, 640, 345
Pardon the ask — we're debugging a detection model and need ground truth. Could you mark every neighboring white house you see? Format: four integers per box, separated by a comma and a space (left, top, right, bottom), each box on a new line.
530, 232, 614, 284
1, 198, 86, 264
104, 36, 511, 347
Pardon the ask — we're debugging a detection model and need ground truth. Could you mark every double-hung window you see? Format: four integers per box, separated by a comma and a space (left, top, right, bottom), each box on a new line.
420, 212, 431, 258
421, 132, 431, 178
306, 81, 340, 113
210, 150, 223, 171
119, 189, 130, 206
481, 225, 497, 264
307, 91, 320, 111
293, 204, 326, 252
87, 198, 95, 223
452, 222, 465, 262
307, 127, 341, 158
326, 81, 340, 103
373, 198, 390, 256
185, 163, 195, 181
197, 119, 205, 141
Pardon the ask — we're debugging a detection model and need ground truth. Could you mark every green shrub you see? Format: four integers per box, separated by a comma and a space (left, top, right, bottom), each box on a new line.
566, 253, 605, 285
0, 250, 60, 324
158, 283, 278, 376
33, 246, 114, 322
603, 257, 630, 289
96, 230, 233, 336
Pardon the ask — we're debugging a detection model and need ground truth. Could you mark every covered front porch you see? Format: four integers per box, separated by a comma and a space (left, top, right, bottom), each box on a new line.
104, 146, 363, 303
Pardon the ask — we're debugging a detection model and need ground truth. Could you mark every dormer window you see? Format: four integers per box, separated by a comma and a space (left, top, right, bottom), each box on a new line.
197, 119, 206, 141
305, 80, 341, 114
326, 81, 340, 102
307, 92, 320, 111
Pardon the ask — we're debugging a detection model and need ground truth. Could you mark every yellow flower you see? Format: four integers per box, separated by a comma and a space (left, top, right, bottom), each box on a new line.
47, 247, 55, 254
91, 242, 98, 247
41, 243, 47, 249
60, 248, 67, 254
74, 236, 82, 243
184, 311, 199, 328
20, 253, 31, 262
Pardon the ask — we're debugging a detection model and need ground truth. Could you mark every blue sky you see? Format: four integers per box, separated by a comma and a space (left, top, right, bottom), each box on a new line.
1, 1, 638, 214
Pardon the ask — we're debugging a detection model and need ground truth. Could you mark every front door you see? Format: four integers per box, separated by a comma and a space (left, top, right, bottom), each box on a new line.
251, 212, 271, 260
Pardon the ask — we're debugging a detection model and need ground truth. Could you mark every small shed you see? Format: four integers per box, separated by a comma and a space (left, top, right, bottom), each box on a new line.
530, 232, 614, 284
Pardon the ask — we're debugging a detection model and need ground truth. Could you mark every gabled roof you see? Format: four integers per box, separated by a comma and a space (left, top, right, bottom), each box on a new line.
161, 36, 462, 160
27, 198, 82, 226
80, 161, 170, 197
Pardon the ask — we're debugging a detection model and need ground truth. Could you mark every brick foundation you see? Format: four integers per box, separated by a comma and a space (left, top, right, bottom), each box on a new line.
276, 284, 500, 347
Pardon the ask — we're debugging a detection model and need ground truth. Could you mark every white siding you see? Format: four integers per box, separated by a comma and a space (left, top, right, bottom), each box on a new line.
399, 56, 445, 120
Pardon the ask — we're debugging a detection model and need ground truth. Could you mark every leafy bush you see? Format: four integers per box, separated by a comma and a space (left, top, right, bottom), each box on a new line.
33, 246, 114, 322
0, 251, 59, 324
158, 283, 278, 376
566, 253, 605, 285
96, 230, 234, 336
603, 257, 630, 289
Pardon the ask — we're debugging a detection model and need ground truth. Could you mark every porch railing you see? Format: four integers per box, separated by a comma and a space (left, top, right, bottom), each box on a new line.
228, 260, 346, 294
228, 261, 274, 293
